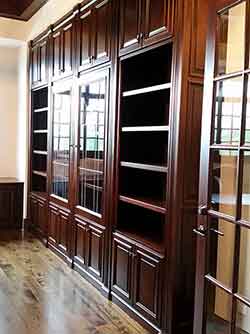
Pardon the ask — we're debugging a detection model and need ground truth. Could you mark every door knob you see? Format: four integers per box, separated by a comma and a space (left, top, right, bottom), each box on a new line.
198, 205, 208, 216
193, 224, 206, 237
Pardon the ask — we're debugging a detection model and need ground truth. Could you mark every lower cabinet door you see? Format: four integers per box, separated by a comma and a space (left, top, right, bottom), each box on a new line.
37, 199, 47, 237
48, 205, 59, 246
133, 247, 164, 326
75, 217, 88, 267
86, 223, 105, 281
30, 197, 38, 227
57, 210, 71, 254
111, 235, 134, 304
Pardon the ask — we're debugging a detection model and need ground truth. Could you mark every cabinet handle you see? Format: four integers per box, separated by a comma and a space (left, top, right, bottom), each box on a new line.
193, 225, 206, 238
140, 32, 144, 39
136, 33, 140, 41
210, 228, 224, 237
198, 205, 208, 216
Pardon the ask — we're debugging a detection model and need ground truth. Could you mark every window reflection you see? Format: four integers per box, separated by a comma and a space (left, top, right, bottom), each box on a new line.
211, 150, 238, 217
78, 78, 106, 215
52, 89, 71, 199
217, 2, 246, 75
214, 78, 243, 145
241, 152, 250, 221
244, 77, 250, 145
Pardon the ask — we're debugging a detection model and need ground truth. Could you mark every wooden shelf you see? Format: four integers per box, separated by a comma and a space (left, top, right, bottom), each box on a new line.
31, 191, 47, 199
119, 195, 166, 214
121, 126, 169, 132
33, 150, 48, 156
33, 171, 47, 178
33, 130, 48, 134
122, 83, 171, 97
115, 229, 165, 254
120, 161, 168, 173
34, 107, 48, 113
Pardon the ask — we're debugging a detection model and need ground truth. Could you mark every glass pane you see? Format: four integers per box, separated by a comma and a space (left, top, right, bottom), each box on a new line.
205, 283, 231, 334
52, 87, 71, 199
213, 77, 243, 145
241, 152, 250, 221
78, 77, 107, 215
208, 218, 235, 288
238, 226, 250, 300
211, 150, 238, 216
244, 77, 250, 145
236, 300, 250, 334
217, 2, 246, 75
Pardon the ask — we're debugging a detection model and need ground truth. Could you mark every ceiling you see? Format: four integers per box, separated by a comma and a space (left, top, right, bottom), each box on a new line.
0, 0, 48, 21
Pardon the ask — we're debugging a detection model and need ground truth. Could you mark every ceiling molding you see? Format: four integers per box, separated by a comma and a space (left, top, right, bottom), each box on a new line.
0, 0, 49, 21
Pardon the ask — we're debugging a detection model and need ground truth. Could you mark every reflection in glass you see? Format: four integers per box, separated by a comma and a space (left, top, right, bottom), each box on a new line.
217, 2, 246, 75
208, 218, 235, 288
211, 150, 238, 216
78, 78, 106, 214
236, 301, 250, 334
52, 88, 71, 199
238, 227, 250, 301
241, 152, 250, 221
213, 78, 243, 145
245, 77, 250, 145
205, 283, 231, 334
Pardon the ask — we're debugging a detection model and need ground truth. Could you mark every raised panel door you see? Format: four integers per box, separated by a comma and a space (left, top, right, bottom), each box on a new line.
142, 0, 173, 46
78, 9, 93, 71
40, 41, 47, 83
32, 46, 39, 84
133, 247, 163, 325
52, 31, 62, 79
119, 0, 141, 55
48, 206, 59, 245
58, 211, 70, 254
87, 224, 105, 280
30, 197, 38, 228
93, 0, 111, 66
75, 218, 88, 267
37, 199, 47, 237
111, 235, 134, 303
62, 23, 73, 76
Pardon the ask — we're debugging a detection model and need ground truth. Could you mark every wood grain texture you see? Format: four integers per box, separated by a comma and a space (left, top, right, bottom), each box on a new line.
0, 230, 148, 334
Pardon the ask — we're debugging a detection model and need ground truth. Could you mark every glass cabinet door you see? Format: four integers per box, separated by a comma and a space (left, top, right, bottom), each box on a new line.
51, 81, 72, 200
76, 71, 109, 216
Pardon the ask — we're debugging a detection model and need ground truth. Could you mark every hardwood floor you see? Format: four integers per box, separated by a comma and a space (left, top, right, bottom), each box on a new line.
0, 230, 148, 334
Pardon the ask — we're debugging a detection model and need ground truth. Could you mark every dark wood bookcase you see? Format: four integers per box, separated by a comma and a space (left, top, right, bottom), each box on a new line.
27, 1, 208, 333
115, 43, 172, 252
31, 87, 49, 196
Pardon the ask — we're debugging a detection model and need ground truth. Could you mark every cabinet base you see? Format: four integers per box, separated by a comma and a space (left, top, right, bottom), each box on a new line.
111, 292, 162, 334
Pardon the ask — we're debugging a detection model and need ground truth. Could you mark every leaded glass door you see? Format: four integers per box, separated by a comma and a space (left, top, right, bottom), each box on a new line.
194, 1, 250, 334
74, 69, 109, 219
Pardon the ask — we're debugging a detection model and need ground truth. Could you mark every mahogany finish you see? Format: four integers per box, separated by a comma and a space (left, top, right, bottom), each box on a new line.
0, 179, 24, 230
27, 1, 207, 333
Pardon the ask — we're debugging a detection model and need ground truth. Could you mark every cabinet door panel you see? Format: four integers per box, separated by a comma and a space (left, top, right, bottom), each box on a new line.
40, 41, 47, 83
94, 0, 111, 65
30, 197, 38, 227
52, 32, 62, 78
58, 212, 70, 253
37, 200, 47, 236
112, 236, 133, 303
62, 24, 73, 75
48, 207, 58, 245
119, 0, 141, 54
79, 10, 92, 71
75, 219, 88, 266
133, 248, 163, 325
32, 46, 39, 84
87, 225, 104, 280
143, 0, 173, 46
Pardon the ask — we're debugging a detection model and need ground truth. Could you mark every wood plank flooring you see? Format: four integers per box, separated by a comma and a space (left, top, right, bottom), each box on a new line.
0, 230, 148, 334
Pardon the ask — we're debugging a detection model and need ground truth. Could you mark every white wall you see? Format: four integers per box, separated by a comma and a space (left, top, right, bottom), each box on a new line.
0, 46, 19, 177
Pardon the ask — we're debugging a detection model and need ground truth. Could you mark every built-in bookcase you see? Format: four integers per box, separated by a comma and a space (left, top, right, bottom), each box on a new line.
116, 43, 172, 253
31, 87, 48, 197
